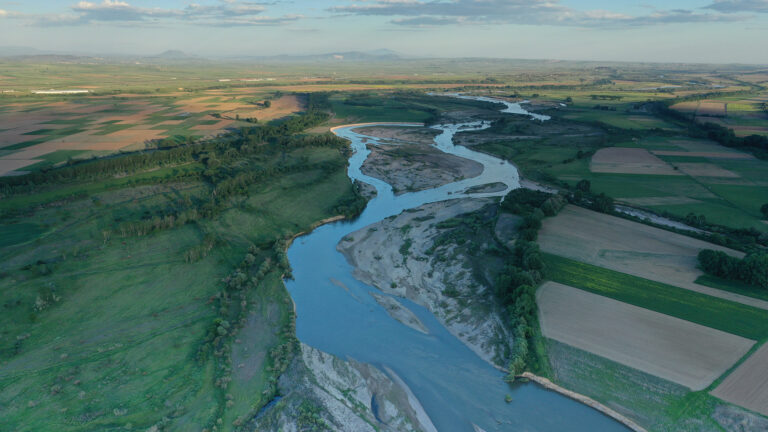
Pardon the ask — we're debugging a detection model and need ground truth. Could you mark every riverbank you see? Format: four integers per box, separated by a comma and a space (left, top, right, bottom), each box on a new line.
337, 198, 513, 368
283, 115, 633, 431
520, 373, 648, 432
251, 343, 437, 431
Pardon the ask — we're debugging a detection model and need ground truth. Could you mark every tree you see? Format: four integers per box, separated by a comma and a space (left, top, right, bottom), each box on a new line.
576, 179, 591, 192
740, 253, 768, 288
699, 249, 768, 289
592, 193, 613, 213
263, 100, 271, 108
761, 203, 768, 219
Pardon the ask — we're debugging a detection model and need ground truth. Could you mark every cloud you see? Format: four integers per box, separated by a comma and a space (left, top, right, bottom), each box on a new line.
330, 0, 747, 27
26, 0, 299, 26
71, 0, 181, 21
704, 0, 768, 13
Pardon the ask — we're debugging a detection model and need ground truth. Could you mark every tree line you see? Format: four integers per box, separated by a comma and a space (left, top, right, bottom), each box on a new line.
652, 102, 768, 159
0, 92, 336, 198
496, 188, 566, 380
698, 249, 768, 289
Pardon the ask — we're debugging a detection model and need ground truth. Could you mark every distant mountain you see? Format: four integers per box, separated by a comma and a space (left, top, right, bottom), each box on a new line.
135, 50, 210, 64
0, 54, 98, 63
0, 46, 54, 57
152, 50, 199, 60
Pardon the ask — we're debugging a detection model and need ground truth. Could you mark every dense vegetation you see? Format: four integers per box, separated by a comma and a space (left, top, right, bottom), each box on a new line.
653, 102, 768, 159
494, 189, 565, 379
698, 249, 768, 289
0, 93, 368, 431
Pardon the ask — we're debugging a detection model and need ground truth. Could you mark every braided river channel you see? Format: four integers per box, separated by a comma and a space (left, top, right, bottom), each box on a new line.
284, 96, 629, 431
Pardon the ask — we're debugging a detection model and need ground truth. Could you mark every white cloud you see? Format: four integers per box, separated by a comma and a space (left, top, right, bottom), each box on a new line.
705, 0, 768, 13
25, 0, 298, 26
330, 0, 748, 27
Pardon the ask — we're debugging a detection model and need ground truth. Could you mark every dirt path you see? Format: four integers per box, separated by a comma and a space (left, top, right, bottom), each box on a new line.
521, 373, 648, 432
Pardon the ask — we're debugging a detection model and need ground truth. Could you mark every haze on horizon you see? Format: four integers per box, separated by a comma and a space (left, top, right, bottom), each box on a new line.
0, 0, 767, 64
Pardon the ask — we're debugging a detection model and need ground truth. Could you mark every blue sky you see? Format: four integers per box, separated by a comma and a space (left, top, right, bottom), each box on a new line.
0, 1, 767, 63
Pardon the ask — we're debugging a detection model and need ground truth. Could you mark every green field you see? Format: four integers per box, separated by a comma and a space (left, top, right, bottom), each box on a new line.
547, 339, 734, 432
695, 274, 768, 302
542, 253, 768, 340
475, 130, 768, 230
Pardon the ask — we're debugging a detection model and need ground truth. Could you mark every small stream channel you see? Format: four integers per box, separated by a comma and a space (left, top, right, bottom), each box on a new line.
283, 97, 630, 431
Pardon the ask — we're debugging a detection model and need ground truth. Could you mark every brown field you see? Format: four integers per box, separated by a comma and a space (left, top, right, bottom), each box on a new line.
0, 158, 42, 176
174, 94, 305, 122
590, 147, 681, 175
0, 91, 310, 175
712, 343, 768, 416
675, 163, 740, 178
190, 120, 235, 131
734, 74, 768, 84
538, 205, 768, 310
730, 126, 768, 137
671, 139, 744, 154
538, 282, 754, 390
245, 94, 305, 121
652, 150, 754, 159
619, 196, 702, 206
670, 101, 698, 113
696, 101, 727, 117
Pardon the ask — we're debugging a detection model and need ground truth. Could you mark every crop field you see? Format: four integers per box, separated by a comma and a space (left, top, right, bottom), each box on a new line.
712, 343, 768, 416
541, 253, 768, 340
590, 147, 680, 175
0, 92, 305, 176
535, 205, 768, 306
546, 339, 750, 432
538, 282, 754, 390
671, 93, 768, 136
561, 109, 679, 130
466, 92, 768, 230
569, 137, 766, 229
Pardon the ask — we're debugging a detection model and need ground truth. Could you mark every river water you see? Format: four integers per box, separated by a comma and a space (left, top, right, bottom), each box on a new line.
284, 98, 628, 431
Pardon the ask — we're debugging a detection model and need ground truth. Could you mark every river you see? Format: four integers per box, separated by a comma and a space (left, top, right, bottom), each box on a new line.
284, 97, 629, 431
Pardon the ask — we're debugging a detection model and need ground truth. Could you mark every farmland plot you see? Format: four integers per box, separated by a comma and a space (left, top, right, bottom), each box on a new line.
712, 343, 768, 416
538, 282, 754, 390
537, 205, 768, 310
590, 147, 681, 175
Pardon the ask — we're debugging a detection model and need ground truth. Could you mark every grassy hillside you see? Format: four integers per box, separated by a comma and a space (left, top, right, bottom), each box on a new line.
0, 100, 365, 431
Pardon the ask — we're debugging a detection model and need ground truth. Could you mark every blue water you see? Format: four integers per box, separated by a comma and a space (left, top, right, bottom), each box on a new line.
284, 101, 629, 431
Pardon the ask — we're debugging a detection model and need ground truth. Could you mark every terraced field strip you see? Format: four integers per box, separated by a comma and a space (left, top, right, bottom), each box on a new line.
590, 147, 681, 175
539, 205, 768, 310
538, 282, 754, 390
542, 253, 768, 340
711, 343, 768, 416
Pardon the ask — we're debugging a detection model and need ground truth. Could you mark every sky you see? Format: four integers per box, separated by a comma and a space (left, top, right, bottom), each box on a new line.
0, 0, 767, 63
